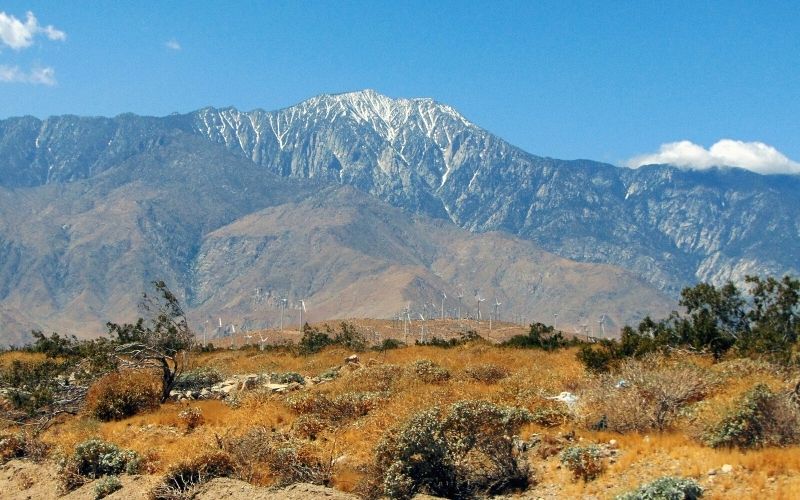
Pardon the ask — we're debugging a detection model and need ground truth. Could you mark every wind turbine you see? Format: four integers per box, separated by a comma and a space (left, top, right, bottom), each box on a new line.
441, 291, 447, 320
279, 296, 288, 331
299, 300, 307, 333
403, 304, 411, 343
258, 331, 268, 351
418, 313, 426, 343
490, 297, 501, 332
457, 285, 464, 319
203, 319, 209, 346
553, 312, 559, 331
475, 292, 486, 321
598, 314, 607, 339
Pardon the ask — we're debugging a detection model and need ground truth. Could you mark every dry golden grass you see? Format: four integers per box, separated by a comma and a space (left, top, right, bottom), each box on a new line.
29, 342, 800, 498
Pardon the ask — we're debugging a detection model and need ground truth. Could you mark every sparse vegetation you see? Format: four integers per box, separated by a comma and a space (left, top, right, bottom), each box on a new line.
464, 363, 509, 383
704, 383, 800, 449
409, 358, 451, 383
60, 438, 140, 491
85, 369, 162, 421
578, 275, 800, 372
373, 400, 532, 499
3, 293, 800, 498
93, 475, 122, 499
152, 451, 235, 499
578, 355, 714, 432
502, 322, 572, 350
560, 444, 604, 481
617, 476, 703, 500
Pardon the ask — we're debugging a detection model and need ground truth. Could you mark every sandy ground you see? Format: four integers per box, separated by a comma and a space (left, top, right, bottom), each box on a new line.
0, 460, 358, 500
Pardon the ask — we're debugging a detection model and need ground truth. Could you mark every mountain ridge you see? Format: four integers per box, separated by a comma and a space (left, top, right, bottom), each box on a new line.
0, 90, 797, 310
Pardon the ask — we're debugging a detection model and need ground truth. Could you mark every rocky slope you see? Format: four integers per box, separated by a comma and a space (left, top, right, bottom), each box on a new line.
2, 90, 797, 297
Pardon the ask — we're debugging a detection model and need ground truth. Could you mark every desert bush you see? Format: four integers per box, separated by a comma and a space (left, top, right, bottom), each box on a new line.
409, 359, 451, 384
578, 356, 713, 432
61, 439, 140, 491
560, 444, 604, 481
292, 415, 330, 440
531, 405, 571, 427
85, 369, 162, 421
577, 342, 618, 373
178, 406, 204, 431
339, 363, 403, 393
465, 363, 509, 383
502, 323, 571, 350
284, 392, 337, 417
318, 366, 341, 380
0, 431, 49, 464
152, 451, 235, 500
334, 322, 367, 352
331, 391, 385, 419
373, 338, 404, 351
616, 476, 703, 500
704, 383, 800, 449
285, 390, 384, 422
416, 330, 484, 349
94, 475, 122, 499
299, 324, 334, 355
374, 400, 532, 499
173, 367, 222, 392
218, 427, 331, 486
271, 371, 305, 385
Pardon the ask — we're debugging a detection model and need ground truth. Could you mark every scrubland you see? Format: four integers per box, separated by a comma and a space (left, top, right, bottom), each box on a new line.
3, 326, 799, 499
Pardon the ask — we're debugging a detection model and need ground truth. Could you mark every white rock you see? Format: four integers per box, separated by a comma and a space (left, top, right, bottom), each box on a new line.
721, 464, 733, 474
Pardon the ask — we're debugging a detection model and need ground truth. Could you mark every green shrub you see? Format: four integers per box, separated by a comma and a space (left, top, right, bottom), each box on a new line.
271, 372, 305, 385
410, 359, 451, 384
334, 322, 367, 352
502, 323, 570, 350
85, 370, 162, 421
61, 439, 140, 491
298, 324, 334, 355
704, 383, 800, 449
616, 476, 703, 500
560, 445, 604, 481
373, 338, 404, 351
374, 400, 532, 499
151, 451, 235, 499
94, 475, 122, 499
173, 367, 223, 392
577, 343, 617, 373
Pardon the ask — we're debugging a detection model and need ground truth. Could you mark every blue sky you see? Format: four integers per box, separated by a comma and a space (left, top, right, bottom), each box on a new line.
1, 1, 799, 171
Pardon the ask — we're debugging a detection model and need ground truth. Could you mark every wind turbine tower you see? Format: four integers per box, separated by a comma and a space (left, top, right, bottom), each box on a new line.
299, 300, 306, 333
599, 314, 607, 339
279, 296, 288, 331
441, 291, 447, 320
553, 312, 559, 331
475, 292, 485, 321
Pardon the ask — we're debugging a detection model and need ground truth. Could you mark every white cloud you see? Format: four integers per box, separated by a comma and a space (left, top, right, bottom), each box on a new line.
0, 64, 56, 85
165, 39, 181, 51
627, 139, 800, 175
0, 11, 66, 50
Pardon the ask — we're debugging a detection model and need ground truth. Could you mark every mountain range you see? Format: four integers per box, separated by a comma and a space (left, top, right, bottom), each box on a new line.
0, 90, 797, 344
